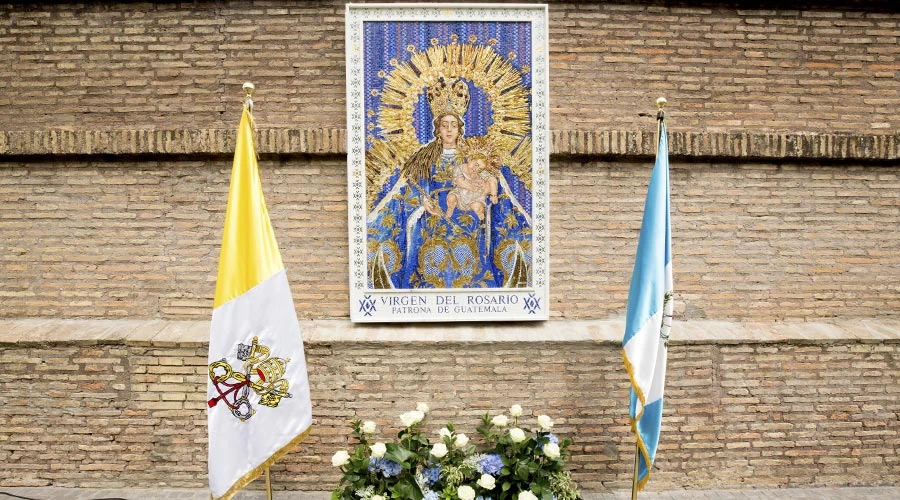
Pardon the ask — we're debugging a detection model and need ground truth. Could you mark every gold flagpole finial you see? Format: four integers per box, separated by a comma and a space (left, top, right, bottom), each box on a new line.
656, 97, 667, 120
243, 82, 255, 111
241, 82, 258, 154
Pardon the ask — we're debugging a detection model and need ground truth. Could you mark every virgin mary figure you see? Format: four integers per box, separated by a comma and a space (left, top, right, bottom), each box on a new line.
367, 76, 532, 289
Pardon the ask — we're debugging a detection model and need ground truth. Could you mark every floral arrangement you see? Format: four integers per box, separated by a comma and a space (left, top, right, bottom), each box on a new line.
331, 403, 581, 500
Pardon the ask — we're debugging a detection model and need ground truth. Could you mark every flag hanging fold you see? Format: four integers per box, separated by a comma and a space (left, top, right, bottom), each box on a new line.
622, 118, 673, 491
208, 104, 312, 500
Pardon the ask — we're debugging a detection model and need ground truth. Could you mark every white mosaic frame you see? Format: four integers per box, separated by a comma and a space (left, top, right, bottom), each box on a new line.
346, 3, 549, 322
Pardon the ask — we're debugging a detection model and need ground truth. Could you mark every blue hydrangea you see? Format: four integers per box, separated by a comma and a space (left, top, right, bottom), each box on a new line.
368, 457, 402, 477
423, 466, 441, 485
536, 432, 559, 451
475, 497, 493, 500
424, 492, 440, 500
478, 454, 503, 476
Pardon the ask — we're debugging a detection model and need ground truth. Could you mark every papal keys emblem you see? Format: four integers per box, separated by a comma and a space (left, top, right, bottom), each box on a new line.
208, 336, 292, 421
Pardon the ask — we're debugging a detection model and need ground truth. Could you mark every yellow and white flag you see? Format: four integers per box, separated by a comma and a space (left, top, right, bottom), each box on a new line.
207, 103, 312, 500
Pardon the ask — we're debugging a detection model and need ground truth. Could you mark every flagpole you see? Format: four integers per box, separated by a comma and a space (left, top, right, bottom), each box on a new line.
631, 442, 640, 500
630, 96, 667, 500
656, 96, 666, 137
243, 81, 276, 500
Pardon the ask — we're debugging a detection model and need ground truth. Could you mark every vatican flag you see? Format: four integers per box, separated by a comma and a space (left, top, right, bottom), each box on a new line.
207, 103, 312, 500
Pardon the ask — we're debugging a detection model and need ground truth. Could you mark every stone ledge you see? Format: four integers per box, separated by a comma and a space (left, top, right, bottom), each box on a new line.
0, 128, 345, 157
1, 128, 898, 161
1, 318, 898, 345
555, 129, 900, 162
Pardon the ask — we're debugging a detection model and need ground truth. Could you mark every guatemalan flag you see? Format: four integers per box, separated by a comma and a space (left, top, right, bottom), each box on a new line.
207, 101, 313, 500
622, 118, 673, 491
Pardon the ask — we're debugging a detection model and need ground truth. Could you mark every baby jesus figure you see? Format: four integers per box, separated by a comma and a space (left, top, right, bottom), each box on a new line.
446, 152, 499, 222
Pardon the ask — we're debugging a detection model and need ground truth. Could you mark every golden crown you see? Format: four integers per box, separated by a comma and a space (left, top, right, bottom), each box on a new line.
425, 76, 470, 119
460, 136, 500, 172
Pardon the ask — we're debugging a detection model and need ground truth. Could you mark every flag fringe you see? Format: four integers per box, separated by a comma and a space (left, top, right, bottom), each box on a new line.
622, 350, 653, 491
622, 343, 648, 418
211, 426, 312, 500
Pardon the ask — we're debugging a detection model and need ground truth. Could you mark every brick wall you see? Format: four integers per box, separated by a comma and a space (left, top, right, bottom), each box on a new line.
2, 0, 900, 493
1, 1, 898, 133
1, 328, 898, 490
2, 1, 897, 323
2, 157, 898, 322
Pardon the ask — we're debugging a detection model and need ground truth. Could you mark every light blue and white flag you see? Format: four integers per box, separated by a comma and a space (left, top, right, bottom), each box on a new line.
623, 119, 673, 491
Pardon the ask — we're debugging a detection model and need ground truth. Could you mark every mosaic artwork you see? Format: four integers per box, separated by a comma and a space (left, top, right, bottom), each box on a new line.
346, 4, 549, 322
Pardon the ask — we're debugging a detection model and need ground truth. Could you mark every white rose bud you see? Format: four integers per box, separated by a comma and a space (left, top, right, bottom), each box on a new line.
477, 474, 496, 490
431, 442, 448, 458
508, 427, 526, 443
331, 450, 350, 467
491, 415, 509, 427
400, 410, 425, 428
509, 404, 523, 417
454, 433, 469, 448
439, 427, 452, 438
361, 421, 377, 434
370, 442, 386, 458
518, 491, 538, 500
372, 496, 385, 500
457, 485, 476, 500
417, 402, 430, 414
544, 442, 561, 459
537, 414, 554, 431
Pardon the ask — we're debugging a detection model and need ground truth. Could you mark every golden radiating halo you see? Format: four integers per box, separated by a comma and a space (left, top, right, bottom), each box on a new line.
366, 40, 533, 209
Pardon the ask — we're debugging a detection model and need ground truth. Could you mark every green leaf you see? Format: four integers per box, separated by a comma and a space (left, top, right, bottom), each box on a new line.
390, 477, 424, 500
384, 444, 415, 466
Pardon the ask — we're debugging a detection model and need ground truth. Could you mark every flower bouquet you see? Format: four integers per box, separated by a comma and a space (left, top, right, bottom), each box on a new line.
331, 403, 581, 500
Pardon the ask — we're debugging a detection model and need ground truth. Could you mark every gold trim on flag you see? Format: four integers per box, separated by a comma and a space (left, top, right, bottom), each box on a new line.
623, 350, 653, 491
211, 426, 312, 500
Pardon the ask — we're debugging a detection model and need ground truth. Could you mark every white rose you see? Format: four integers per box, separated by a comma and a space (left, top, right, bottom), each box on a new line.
417, 402, 430, 414
510, 404, 523, 417
454, 433, 469, 448
400, 410, 425, 428
518, 491, 538, 500
537, 414, 554, 431
491, 415, 508, 427
508, 427, 526, 443
370, 442, 386, 458
544, 442, 561, 459
457, 485, 476, 500
331, 450, 350, 467
477, 474, 496, 490
361, 421, 377, 434
439, 427, 452, 438
431, 442, 448, 458
372, 496, 385, 500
